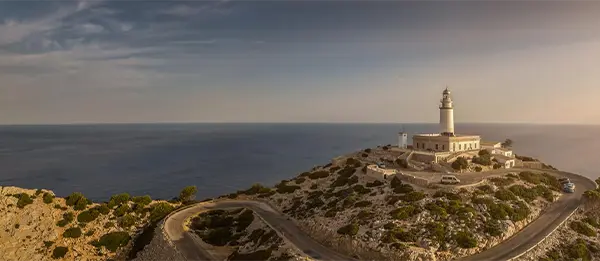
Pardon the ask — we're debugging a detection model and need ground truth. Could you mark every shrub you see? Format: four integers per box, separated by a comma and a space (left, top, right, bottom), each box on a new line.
484, 219, 503, 236
77, 209, 100, 223
354, 201, 372, 208
44, 241, 54, 248
295, 177, 306, 184
494, 189, 517, 201
383, 222, 396, 230
337, 223, 359, 236
149, 202, 175, 222
489, 177, 515, 187
63, 227, 82, 238
242, 183, 272, 195
132, 195, 152, 206
104, 222, 114, 229
179, 186, 197, 202
308, 171, 329, 180
97, 204, 110, 215
401, 191, 426, 202
352, 185, 371, 195
452, 157, 469, 170
74, 200, 87, 211
14, 224, 20, 229
477, 185, 494, 194
475, 166, 482, 172
510, 201, 530, 222
94, 231, 131, 252
391, 229, 417, 242
565, 239, 592, 261
394, 184, 415, 194
454, 231, 477, 248
508, 185, 538, 202
361, 153, 368, 158
119, 214, 136, 228
14, 193, 34, 208
275, 183, 301, 193
64, 212, 74, 222
488, 203, 511, 220
390, 176, 402, 188
310, 184, 318, 190
472, 154, 492, 166
52, 246, 68, 259
366, 180, 384, 187
43, 193, 54, 204
425, 222, 447, 243
65, 192, 85, 206
425, 202, 448, 219
583, 216, 600, 228
113, 204, 130, 217
390, 205, 421, 220
571, 221, 597, 237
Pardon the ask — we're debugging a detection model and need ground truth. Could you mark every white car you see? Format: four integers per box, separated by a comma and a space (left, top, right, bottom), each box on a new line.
441, 175, 461, 184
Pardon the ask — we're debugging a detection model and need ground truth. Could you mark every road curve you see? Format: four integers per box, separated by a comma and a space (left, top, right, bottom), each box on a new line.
163, 200, 355, 261
164, 168, 595, 261
459, 169, 596, 261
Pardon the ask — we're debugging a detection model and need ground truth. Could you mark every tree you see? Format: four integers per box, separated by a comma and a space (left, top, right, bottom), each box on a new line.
501, 139, 513, 148
452, 157, 469, 171
179, 186, 198, 202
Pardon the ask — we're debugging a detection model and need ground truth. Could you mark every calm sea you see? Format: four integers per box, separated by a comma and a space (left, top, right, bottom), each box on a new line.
0, 123, 598, 201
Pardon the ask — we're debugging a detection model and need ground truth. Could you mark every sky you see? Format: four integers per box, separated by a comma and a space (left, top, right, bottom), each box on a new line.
1, 0, 599, 124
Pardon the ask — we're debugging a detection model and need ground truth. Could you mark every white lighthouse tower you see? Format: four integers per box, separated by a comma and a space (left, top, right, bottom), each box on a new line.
439, 87, 455, 136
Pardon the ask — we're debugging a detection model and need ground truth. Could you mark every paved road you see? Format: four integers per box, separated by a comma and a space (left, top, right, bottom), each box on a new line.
164, 168, 595, 261
459, 169, 596, 261
163, 200, 355, 261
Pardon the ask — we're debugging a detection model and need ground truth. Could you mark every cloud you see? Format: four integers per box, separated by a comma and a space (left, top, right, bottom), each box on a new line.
161, 5, 207, 17
77, 23, 105, 34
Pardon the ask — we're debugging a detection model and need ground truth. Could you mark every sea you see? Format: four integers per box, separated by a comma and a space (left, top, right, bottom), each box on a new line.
0, 123, 598, 202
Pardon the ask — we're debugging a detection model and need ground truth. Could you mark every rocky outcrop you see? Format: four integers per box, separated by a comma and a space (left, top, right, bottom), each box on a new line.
0, 186, 176, 261
130, 224, 183, 261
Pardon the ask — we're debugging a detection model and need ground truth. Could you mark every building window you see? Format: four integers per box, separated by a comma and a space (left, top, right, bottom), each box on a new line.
442, 145, 445, 150
453, 143, 456, 151
459, 144, 461, 150
435, 144, 439, 150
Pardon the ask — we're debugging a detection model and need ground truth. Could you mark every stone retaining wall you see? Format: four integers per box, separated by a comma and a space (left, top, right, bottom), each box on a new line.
130, 223, 183, 261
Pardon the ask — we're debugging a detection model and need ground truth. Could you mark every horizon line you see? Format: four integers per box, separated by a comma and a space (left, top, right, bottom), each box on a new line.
0, 121, 599, 126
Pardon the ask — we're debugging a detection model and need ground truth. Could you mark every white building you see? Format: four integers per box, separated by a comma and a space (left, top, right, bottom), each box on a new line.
398, 132, 408, 149
412, 88, 481, 152
494, 154, 516, 168
366, 164, 397, 181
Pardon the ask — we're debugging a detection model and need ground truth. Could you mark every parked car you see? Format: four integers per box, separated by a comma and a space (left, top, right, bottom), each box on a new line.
441, 175, 460, 184
558, 177, 571, 185
563, 182, 575, 193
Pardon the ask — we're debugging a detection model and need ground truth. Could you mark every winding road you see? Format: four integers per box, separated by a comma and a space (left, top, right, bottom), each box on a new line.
163, 168, 595, 261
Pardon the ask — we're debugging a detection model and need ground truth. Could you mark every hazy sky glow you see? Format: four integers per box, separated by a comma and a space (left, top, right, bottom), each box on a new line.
1, 1, 600, 124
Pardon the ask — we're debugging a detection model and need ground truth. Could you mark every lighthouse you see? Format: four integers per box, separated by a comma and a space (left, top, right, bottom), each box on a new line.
439, 87, 454, 136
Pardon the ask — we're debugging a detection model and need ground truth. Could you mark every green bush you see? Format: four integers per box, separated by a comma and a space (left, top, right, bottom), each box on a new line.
489, 177, 515, 187
295, 177, 306, 184
494, 189, 517, 201
475, 166, 483, 172
452, 157, 469, 170
401, 191, 426, 202
354, 201, 372, 208
454, 231, 477, 248
74, 199, 87, 211
508, 185, 538, 202
77, 209, 100, 223
113, 204, 131, 217
132, 195, 152, 206
179, 186, 198, 202
345, 157, 358, 166
52, 246, 68, 259
275, 183, 301, 193
337, 223, 359, 236
94, 231, 131, 252
65, 192, 85, 206
15, 193, 33, 208
510, 201, 530, 222
391, 228, 417, 242
583, 216, 600, 228
390, 176, 403, 189
119, 214, 136, 228
425, 222, 447, 243
425, 202, 448, 219
484, 219, 503, 236
366, 180, 384, 187
85, 229, 95, 236
565, 239, 592, 261
97, 204, 110, 215
570, 221, 597, 237
487, 203, 511, 220
104, 222, 114, 228
308, 171, 329, 180
44, 241, 54, 248
390, 205, 421, 220
63, 227, 82, 238
477, 185, 494, 194
43, 193, 54, 204
383, 222, 396, 230
394, 184, 415, 194
149, 202, 175, 222
472, 154, 492, 166
352, 185, 372, 195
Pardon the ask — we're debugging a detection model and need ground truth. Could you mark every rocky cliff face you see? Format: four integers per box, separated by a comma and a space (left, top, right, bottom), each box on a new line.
0, 186, 173, 261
